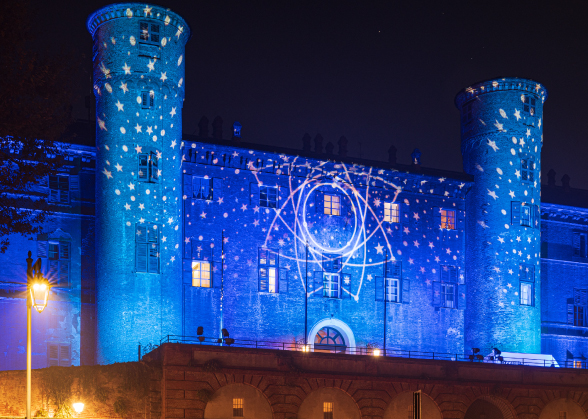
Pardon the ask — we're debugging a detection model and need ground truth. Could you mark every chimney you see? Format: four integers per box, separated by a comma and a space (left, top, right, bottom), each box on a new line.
198, 116, 209, 137
325, 142, 334, 156
388, 145, 397, 165
302, 133, 311, 152
338, 136, 348, 158
314, 134, 323, 154
562, 174, 571, 192
547, 169, 556, 187
212, 116, 223, 139
411, 148, 421, 166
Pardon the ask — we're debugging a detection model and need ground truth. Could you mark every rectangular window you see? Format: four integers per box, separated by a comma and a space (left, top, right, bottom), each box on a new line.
136, 223, 159, 273
47, 241, 70, 287
575, 305, 585, 327
573, 232, 588, 258
138, 151, 159, 182
572, 288, 588, 327
384, 202, 400, 223
260, 185, 278, 208
323, 402, 333, 419
440, 209, 456, 230
519, 264, 534, 306
520, 282, 533, 306
385, 278, 399, 302
47, 343, 71, 367
192, 177, 212, 200
323, 273, 340, 298
522, 95, 536, 116
322, 254, 342, 273
521, 204, 532, 227
232, 398, 243, 417
442, 283, 455, 308
324, 194, 341, 215
521, 158, 535, 183
139, 21, 160, 44
141, 90, 155, 109
259, 248, 278, 293
192, 261, 211, 287
463, 101, 473, 123
48, 175, 69, 204
384, 259, 402, 302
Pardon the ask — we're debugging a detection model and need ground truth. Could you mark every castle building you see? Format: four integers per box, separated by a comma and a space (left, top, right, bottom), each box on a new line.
0, 2, 587, 372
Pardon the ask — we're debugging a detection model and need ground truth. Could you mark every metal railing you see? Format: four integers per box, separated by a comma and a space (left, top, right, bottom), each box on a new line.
158, 335, 581, 369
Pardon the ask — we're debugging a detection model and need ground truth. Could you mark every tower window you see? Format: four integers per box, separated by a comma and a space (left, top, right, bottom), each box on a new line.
522, 95, 536, 116
384, 202, 400, 223
521, 158, 535, 183
324, 194, 341, 215
232, 398, 243, 417
323, 402, 334, 419
440, 209, 456, 230
521, 204, 532, 227
136, 223, 159, 273
192, 177, 212, 200
141, 91, 154, 109
258, 248, 278, 293
259, 185, 278, 208
463, 101, 474, 123
138, 151, 159, 183
519, 264, 534, 306
433, 265, 458, 309
139, 21, 160, 44
385, 277, 399, 302
573, 232, 588, 258
323, 273, 340, 298
48, 175, 69, 204
191, 261, 211, 288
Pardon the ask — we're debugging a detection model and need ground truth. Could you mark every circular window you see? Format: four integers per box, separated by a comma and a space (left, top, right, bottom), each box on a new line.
314, 327, 346, 353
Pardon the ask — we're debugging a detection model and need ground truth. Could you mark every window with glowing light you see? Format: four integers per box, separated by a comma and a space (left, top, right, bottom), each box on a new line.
519, 264, 534, 306
522, 95, 536, 116
315, 327, 346, 353
191, 261, 211, 287
192, 177, 212, 200
324, 194, 341, 215
521, 158, 535, 183
136, 223, 159, 273
139, 21, 160, 45
440, 209, 456, 230
323, 273, 340, 298
384, 202, 400, 223
258, 248, 278, 293
141, 91, 154, 109
323, 402, 334, 419
48, 175, 69, 204
138, 151, 159, 183
259, 185, 278, 208
232, 398, 243, 417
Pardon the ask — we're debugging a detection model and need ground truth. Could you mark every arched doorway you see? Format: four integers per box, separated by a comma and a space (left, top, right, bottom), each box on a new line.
298, 387, 360, 419
204, 383, 272, 419
464, 396, 516, 419
384, 391, 442, 419
539, 398, 586, 419
315, 327, 346, 353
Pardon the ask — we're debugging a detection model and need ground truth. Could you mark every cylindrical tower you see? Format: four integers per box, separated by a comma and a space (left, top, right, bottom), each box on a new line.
456, 78, 547, 354
87, 4, 190, 364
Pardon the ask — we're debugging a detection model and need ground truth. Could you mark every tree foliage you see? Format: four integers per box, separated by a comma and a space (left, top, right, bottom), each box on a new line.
0, 0, 77, 252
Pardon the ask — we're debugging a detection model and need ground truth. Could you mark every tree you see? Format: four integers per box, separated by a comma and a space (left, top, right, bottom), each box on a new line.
0, 1, 77, 253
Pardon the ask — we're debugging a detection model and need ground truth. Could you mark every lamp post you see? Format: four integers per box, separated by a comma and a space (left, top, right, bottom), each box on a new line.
25, 251, 51, 419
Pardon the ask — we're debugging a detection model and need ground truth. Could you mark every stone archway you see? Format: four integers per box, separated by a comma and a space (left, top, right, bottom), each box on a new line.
204, 383, 272, 419
383, 391, 442, 419
539, 398, 586, 419
298, 387, 361, 419
308, 318, 356, 353
464, 396, 517, 419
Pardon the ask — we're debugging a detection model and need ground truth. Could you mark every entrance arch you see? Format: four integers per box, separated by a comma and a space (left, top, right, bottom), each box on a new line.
539, 398, 586, 419
204, 383, 272, 419
298, 387, 360, 419
308, 318, 356, 353
464, 396, 516, 419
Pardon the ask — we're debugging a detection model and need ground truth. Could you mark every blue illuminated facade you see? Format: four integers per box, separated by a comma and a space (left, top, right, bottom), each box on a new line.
1, 2, 587, 369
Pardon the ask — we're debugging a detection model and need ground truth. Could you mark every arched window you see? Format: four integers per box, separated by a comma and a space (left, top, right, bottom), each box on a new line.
314, 327, 346, 353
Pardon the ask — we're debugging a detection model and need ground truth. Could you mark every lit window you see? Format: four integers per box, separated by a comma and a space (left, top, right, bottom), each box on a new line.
259, 248, 278, 293
440, 209, 456, 230
138, 151, 159, 183
462, 101, 474, 123
521, 158, 535, 183
323, 273, 340, 298
520, 282, 532, 306
442, 283, 455, 308
48, 175, 69, 204
260, 185, 278, 208
192, 261, 211, 287
384, 202, 400, 223
324, 194, 341, 215
232, 398, 243, 417
47, 241, 70, 287
522, 95, 536, 116
385, 278, 399, 302
192, 177, 212, 200
136, 223, 159, 273
141, 90, 154, 109
139, 21, 160, 44
323, 402, 333, 419
519, 264, 534, 307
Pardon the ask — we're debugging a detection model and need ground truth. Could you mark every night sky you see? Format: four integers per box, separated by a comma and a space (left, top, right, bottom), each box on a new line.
30, 0, 588, 188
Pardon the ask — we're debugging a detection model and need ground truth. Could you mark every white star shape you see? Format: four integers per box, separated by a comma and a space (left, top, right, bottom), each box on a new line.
526, 128, 531, 137
184, 237, 190, 244
217, 197, 224, 204
144, 5, 152, 15
147, 60, 155, 72
253, 219, 260, 226
120, 82, 128, 94
507, 283, 513, 289
438, 177, 446, 182
413, 240, 420, 248
170, 140, 177, 148
241, 204, 247, 211
446, 248, 452, 255
97, 117, 107, 131
200, 212, 206, 219
516, 236, 521, 242
135, 145, 142, 153
139, 217, 145, 223
124, 203, 131, 210
160, 72, 167, 82
168, 217, 174, 225
429, 242, 434, 249
434, 256, 440, 263
170, 107, 176, 118
373, 198, 381, 207
487, 139, 499, 152
494, 120, 504, 131
515, 170, 521, 179
509, 190, 515, 199
375, 243, 384, 254
122, 63, 131, 75
488, 189, 498, 200
493, 266, 501, 273
170, 256, 175, 262
232, 151, 239, 157
162, 236, 167, 243
128, 182, 135, 190
102, 168, 112, 179
139, 203, 145, 210
253, 206, 260, 213
115, 163, 123, 172
115, 100, 124, 111
498, 237, 505, 244
508, 269, 513, 275
514, 109, 521, 120
519, 137, 525, 147
408, 258, 414, 265
146, 126, 153, 134
458, 183, 465, 189
135, 123, 142, 133
403, 227, 410, 234
413, 213, 420, 221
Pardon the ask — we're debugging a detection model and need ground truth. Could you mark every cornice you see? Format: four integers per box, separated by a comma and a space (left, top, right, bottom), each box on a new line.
455, 77, 547, 109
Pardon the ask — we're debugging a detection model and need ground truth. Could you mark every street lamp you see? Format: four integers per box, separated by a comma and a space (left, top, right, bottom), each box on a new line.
25, 251, 51, 419
72, 402, 84, 415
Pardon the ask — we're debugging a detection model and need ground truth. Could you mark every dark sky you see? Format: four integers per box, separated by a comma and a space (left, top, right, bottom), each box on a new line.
30, 0, 588, 188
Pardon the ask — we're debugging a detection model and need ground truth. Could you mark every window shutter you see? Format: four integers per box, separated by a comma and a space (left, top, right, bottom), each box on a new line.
49, 189, 58, 202
457, 210, 465, 231
315, 191, 324, 214
441, 266, 449, 282
136, 243, 148, 272
59, 261, 69, 287
433, 282, 442, 307
150, 152, 159, 182
250, 183, 260, 206
69, 175, 79, 191
48, 344, 59, 367
60, 345, 71, 367
183, 260, 191, 284
458, 284, 466, 309
511, 201, 521, 225
278, 268, 288, 294
534, 205, 540, 229
449, 266, 458, 283
402, 278, 410, 304
581, 289, 588, 306
574, 232, 581, 257
433, 207, 441, 230
375, 276, 384, 302
138, 154, 149, 181
148, 246, 159, 273
568, 299, 575, 324
341, 273, 351, 299
59, 242, 70, 260
183, 175, 193, 198
311, 271, 323, 298
258, 267, 268, 292
48, 260, 58, 279
212, 178, 223, 200
37, 241, 48, 258
212, 261, 222, 288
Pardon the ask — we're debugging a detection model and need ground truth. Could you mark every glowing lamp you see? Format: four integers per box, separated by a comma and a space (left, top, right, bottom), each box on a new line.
73, 402, 84, 414
373, 349, 381, 357
301, 345, 310, 353
30, 282, 50, 313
